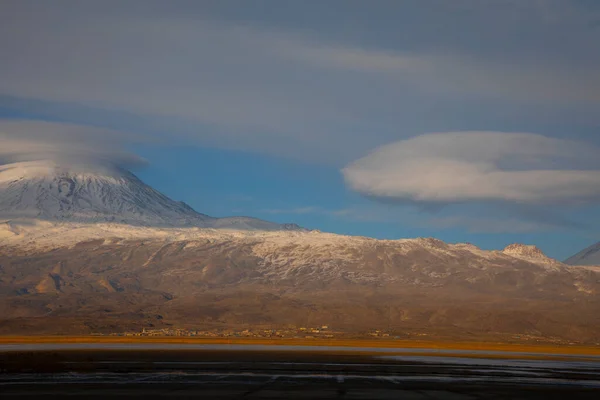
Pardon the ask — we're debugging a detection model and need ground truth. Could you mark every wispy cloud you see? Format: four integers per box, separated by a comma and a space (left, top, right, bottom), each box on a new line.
262, 202, 584, 234
285, 44, 600, 105
1, 1, 599, 164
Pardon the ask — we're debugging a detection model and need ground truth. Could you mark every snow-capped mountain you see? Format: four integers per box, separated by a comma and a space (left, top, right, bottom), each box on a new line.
0, 160, 300, 231
3, 161, 598, 343
565, 241, 600, 266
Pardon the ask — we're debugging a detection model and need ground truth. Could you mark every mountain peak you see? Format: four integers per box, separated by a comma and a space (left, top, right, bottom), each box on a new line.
0, 160, 211, 226
0, 159, 125, 181
0, 160, 302, 231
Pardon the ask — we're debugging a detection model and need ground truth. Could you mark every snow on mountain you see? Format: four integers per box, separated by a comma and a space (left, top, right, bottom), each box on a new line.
0, 160, 569, 275
1, 222, 583, 303
1, 226, 597, 340
0, 160, 300, 231
565, 241, 600, 266
0, 160, 212, 226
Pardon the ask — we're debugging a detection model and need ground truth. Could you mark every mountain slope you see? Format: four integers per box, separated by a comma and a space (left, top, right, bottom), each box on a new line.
1, 229, 598, 342
1, 161, 598, 342
0, 160, 299, 231
565, 241, 600, 266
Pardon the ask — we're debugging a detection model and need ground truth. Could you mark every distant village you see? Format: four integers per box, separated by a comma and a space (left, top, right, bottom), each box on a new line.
101, 327, 572, 344
109, 326, 400, 339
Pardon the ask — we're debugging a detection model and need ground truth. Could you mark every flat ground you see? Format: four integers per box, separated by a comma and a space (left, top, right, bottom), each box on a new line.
1, 336, 599, 356
1, 338, 599, 399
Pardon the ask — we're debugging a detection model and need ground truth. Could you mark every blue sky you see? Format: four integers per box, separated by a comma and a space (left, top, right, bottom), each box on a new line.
1, 0, 599, 259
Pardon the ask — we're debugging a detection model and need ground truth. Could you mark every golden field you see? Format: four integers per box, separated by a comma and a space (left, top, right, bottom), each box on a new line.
1, 336, 599, 358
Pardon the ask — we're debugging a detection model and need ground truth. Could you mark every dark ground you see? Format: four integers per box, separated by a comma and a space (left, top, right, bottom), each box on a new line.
1, 348, 599, 399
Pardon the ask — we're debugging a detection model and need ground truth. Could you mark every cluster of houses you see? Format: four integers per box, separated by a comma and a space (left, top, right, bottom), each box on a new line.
116, 325, 339, 339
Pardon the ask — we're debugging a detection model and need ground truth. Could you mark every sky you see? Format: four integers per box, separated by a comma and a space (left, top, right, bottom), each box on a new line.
0, 0, 599, 259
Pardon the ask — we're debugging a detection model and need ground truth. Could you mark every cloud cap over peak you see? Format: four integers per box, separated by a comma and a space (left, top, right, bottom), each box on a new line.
342, 131, 600, 205
0, 120, 145, 168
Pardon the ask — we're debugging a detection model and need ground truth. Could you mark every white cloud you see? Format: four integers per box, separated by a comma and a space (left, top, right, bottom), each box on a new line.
0, 120, 143, 167
342, 132, 600, 205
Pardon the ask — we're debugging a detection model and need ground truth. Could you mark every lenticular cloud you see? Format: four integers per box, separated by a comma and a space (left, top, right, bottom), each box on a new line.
0, 120, 145, 168
342, 131, 600, 206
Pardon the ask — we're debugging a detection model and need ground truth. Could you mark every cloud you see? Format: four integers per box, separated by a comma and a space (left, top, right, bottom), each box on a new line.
0, 119, 144, 168
342, 132, 600, 205
0, 1, 599, 165
290, 44, 600, 105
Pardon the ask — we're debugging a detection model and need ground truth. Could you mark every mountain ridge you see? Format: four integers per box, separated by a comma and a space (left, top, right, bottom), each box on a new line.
1, 223, 598, 342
